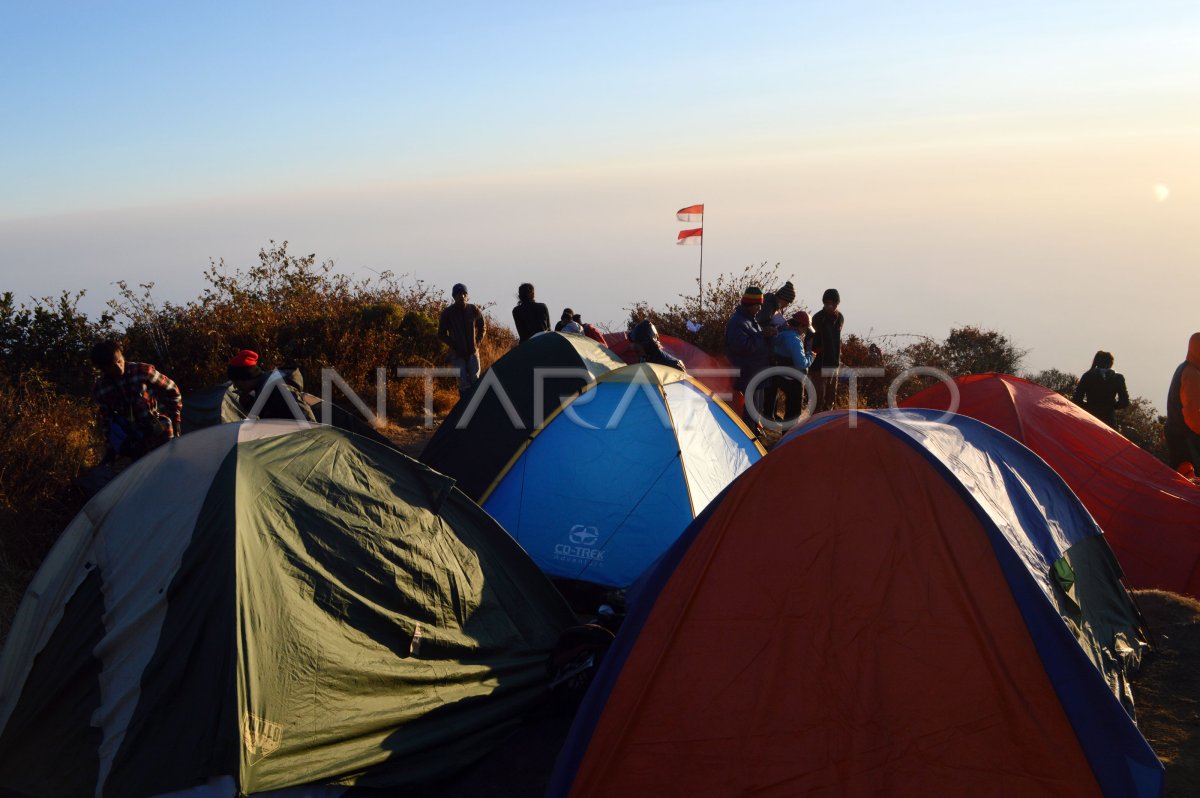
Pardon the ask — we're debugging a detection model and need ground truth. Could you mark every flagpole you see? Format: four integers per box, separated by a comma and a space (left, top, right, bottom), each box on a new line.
698, 216, 704, 315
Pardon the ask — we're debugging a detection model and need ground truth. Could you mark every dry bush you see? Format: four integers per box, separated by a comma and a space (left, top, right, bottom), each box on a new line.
0, 372, 100, 640
110, 241, 516, 419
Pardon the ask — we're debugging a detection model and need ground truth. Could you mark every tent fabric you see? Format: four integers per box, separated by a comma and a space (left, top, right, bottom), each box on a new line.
901, 372, 1200, 598
602, 332, 734, 397
420, 332, 626, 501
550, 409, 1161, 798
180, 376, 393, 447
0, 422, 575, 798
482, 364, 764, 589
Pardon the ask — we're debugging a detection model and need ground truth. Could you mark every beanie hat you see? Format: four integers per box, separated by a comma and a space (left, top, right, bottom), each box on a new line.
822, 288, 841, 305
452, 283, 468, 297
776, 281, 796, 304
228, 349, 262, 382
742, 286, 764, 305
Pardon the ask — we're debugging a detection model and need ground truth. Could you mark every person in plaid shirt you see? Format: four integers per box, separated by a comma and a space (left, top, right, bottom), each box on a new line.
90, 339, 183, 461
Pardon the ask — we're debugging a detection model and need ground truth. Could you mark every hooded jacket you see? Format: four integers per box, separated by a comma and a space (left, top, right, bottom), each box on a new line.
1167, 333, 1200, 436
1165, 333, 1200, 469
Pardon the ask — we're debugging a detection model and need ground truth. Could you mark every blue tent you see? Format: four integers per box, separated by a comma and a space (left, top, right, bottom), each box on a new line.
482, 364, 765, 588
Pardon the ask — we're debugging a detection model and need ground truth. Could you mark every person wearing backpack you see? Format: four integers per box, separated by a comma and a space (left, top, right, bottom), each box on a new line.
1072, 350, 1129, 429
227, 350, 316, 422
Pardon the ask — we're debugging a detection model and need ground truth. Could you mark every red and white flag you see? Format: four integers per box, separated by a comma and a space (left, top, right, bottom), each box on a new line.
677, 204, 704, 222
677, 228, 703, 245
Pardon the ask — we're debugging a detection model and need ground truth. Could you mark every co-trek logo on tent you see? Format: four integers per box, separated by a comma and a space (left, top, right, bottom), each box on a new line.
554, 525, 605, 566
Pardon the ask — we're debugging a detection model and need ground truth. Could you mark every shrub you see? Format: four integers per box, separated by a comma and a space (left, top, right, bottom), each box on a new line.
0, 291, 114, 396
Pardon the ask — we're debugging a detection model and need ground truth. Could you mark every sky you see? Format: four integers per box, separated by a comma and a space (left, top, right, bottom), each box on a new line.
2, 1, 1197, 408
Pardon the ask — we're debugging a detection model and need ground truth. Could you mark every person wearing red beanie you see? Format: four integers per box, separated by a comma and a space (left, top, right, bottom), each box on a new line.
227, 349, 315, 422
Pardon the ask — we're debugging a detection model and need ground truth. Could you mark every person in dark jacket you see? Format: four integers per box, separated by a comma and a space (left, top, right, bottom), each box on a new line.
91, 339, 182, 461
1166, 332, 1200, 477
512, 283, 550, 343
1072, 350, 1129, 429
805, 288, 844, 413
725, 286, 775, 431
629, 320, 686, 373
438, 283, 487, 395
227, 350, 316, 422
756, 280, 796, 329
756, 281, 796, 419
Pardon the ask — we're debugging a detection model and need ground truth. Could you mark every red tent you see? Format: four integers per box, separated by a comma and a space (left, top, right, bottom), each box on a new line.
549, 410, 1160, 797
602, 332, 733, 397
902, 372, 1200, 599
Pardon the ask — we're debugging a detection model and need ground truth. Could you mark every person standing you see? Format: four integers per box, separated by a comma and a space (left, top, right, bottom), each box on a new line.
438, 283, 487, 396
806, 288, 844, 413
1071, 351, 1130, 428
773, 310, 816, 424
756, 281, 796, 420
1166, 332, 1200, 477
512, 283, 550, 343
725, 286, 776, 431
90, 339, 182, 461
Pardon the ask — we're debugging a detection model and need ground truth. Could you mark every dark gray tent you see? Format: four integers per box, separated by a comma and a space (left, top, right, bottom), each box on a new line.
420, 332, 625, 500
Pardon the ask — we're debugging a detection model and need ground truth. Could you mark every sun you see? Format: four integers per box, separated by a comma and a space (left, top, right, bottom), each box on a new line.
1154, 184, 1170, 202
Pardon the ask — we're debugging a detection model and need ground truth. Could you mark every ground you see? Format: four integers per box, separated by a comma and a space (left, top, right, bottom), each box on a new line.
1131, 590, 1200, 797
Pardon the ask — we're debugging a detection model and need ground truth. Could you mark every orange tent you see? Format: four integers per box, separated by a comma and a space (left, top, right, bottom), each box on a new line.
550, 410, 1161, 797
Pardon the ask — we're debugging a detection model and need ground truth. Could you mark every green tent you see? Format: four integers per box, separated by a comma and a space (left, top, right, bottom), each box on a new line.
420, 332, 626, 501
0, 421, 575, 797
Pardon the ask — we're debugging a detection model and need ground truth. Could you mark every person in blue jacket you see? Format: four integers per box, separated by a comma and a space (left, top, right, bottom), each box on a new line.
773, 310, 816, 424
